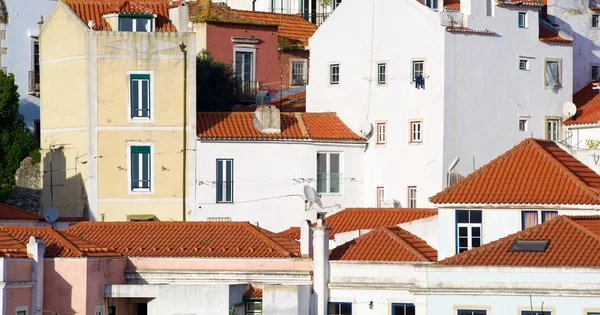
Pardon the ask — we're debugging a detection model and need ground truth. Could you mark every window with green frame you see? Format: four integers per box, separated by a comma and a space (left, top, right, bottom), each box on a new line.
118, 14, 152, 32
130, 74, 151, 119
130, 145, 151, 191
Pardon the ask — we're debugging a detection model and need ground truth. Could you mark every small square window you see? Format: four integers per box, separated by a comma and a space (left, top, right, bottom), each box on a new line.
378, 63, 386, 84
376, 122, 386, 144
593, 65, 599, 81
593, 15, 599, 28
377, 187, 384, 208
545, 60, 561, 88
410, 121, 422, 143
518, 12, 527, 28
412, 60, 424, 82
291, 60, 306, 86
330, 64, 340, 84
519, 59, 528, 70
519, 119, 527, 131
546, 117, 560, 141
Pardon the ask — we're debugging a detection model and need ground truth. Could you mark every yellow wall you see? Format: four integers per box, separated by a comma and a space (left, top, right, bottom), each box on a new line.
40, 60, 88, 129
98, 202, 183, 221
193, 23, 207, 53
40, 4, 87, 60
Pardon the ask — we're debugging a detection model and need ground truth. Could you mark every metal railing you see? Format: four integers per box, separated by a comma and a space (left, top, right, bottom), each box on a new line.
304, 12, 331, 25
235, 80, 261, 103
28, 71, 40, 97
316, 173, 342, 194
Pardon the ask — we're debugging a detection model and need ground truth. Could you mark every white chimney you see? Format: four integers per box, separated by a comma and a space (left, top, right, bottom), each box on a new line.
300, 220, 313, 257
168, 1, 190, 32
312, 217, 330, 315
253, 105, 281, 133
27, 236, 45, 315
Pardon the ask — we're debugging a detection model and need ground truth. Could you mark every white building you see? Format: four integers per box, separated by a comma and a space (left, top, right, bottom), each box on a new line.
3, 0, 56, 128
222, 0, 336, 25
430, 138, 600, 260
194, 106, 366, 232
307, 0, 573, 209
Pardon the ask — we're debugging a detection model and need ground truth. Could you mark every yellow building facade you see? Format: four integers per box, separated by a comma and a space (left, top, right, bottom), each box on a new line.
39, 1, 196, 221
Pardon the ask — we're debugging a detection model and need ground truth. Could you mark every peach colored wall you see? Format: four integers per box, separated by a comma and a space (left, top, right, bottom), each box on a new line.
86, 259, 128, 315
127, 258, 313, 271
44, 259, 87, 315
280, 49, 310, 88
5, 259, 32, 282
5, 288, 31, 315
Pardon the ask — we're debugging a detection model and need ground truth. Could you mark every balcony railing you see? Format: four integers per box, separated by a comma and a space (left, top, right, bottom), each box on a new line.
28, 71, 40, 97
317, 173, 342, 194
304, 12, 331, 26
235, 80, 261, 103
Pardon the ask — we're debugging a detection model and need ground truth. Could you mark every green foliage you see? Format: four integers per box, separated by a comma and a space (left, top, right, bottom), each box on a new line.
29, 148, 41, 164
0, 71, 38, 202
196, 49, 237, 111
586, 139, 600, 149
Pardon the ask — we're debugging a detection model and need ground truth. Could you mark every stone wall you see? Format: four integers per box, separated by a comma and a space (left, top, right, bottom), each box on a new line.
5, 157, 41, 213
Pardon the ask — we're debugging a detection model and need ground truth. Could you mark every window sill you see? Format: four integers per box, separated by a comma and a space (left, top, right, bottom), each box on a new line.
319, 192, 344, 197
376, 142, 386, 145
130, 189, 153, 195
329, 83, 340, 86
519, 69, 529, 71
216, 201, 234, 204
409, 141, 423, 145
129, 117, 153, 122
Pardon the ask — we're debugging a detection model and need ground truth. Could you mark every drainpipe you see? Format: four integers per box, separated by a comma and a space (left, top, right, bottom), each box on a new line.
312, 215, 330, 315
180, 42, 187, 221
253, 0, 257, 10
27, 236, 45, 315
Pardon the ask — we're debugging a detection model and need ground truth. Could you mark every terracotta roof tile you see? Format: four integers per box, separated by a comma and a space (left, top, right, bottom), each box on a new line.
231, 10, 317, 46
564, 81, 600, 125
0, 203, 41, 221
591, 6, 600, 11
0, 226, 119, 258
446, 27, 495, 35
539, 22, 572, 43
444, 0, 460, 10
430, 138, 600, 205
189, 0, 277, 26
497, 0, 544, 7
323, 208, 438, 239
330, 226, 437, 262
63, 221, 300, 258
196, 112, 364, 141
277, 226, 300, 240
65, 0, 177, 32
437, 216, 600, 266
234, 91, 306, 113
243, 286, 263, 299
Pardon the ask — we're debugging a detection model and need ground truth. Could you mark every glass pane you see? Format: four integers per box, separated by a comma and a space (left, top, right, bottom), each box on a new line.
131, 80, 140, 114
474, 312, 487, 315
216, 160, 223, 201
330, 173, 340, 193
470, 210, 482, 223
226, 160, 232, 201
459, 237, 468, 248
141, 80, 149, 114
119, 17, 134, 31
317, 153, 327, 173
472, 237, 481, 247
136, 18, 150, 32
542, 211, 558, 222
472, 226, 481, 237
330, 153, 340, 173
246, 301, 261, 311
131, 153, 139, 188
328, 304, 338, 315
405, 305, 415, 315
235, 52, 243, 78
142, 153, 149, 188
457, 210, 469, 223
340, 303, 351, 315
244, 53, 252, 82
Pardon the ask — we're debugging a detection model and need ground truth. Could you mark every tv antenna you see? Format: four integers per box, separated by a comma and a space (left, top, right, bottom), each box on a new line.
303, 185, 322, 211
44, 207, 59, 223
562, 102, 577, 118
358, 121, 374, 139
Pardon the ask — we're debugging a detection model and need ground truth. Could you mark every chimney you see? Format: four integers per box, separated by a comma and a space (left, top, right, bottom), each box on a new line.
300, 220, 313, 257
27, 236, 45, 315
169, 1, 191, 32
253, 105, 281, 133
312, 216, 330, 315
37, 16, 44, 31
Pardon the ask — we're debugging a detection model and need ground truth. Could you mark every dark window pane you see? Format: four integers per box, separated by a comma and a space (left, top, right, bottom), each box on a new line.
119, 18, 134, 31
472, 226, 481, 237
472, 237, 481, 247
405, 305, 415, 315
131, 80, 139, 113
457, 210, 469, 223
458, 226, 468, 236
459, 238, 468, 247
458, 248, 467, 253
340, 303, 351, 315
470, 210, 482, 223
136, 18, 150, 32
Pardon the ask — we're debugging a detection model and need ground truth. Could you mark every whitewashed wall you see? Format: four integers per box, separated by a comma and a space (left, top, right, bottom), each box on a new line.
437, 207, 599, 260
194, 140, 365, 232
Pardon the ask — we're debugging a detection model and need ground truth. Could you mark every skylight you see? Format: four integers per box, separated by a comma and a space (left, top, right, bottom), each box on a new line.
508, 240, 550, 252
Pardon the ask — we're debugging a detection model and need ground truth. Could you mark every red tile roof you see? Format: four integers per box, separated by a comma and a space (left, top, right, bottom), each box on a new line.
243, 286, 263, 299
497, 0, 544, 7
539, 22, 572, 43
591, 6, 600, 11
437, 216, 600, 266
430, 138, 600, 205
444, 0, 460, 10
189, 0, 274, 26
324, 208, 438, 239
231, 10, 317, 46
196, 112, 364, 141
330, 226, 437, 262
63, 221, 300, 258
0, 226, 119, 258
0, 203, 42, 221
564, 81, 600, 125
65, 0, 177, 32
446, 27, 495, 35
277, 226, 300, 240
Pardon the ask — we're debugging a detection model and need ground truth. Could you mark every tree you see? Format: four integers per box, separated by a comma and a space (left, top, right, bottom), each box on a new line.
196, 49, 237, 111
0, 71, 38, 202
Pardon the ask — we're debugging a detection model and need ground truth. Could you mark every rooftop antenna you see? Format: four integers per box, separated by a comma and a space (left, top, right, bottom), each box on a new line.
303, 185, 322, 210
562, 102, 577, 118
358, 121, 374, 139
44, 207, 59, 224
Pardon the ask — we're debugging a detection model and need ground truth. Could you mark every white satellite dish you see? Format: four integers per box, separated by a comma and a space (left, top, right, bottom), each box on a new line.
303, 185, 317, 202
358, 121, 374, 138
44, 207, 59, 223
448, 157, 460, 172
562, 102, 577, 118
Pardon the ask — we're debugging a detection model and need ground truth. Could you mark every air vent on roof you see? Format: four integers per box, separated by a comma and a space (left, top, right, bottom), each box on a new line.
508, 240, 550, 252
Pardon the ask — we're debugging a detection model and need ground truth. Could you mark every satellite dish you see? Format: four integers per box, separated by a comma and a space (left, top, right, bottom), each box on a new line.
44, 207, 59, 223
358, 121, 374, 138
562, 102, 577, 118
448, 157, 460, 172
303, 185, 317, 202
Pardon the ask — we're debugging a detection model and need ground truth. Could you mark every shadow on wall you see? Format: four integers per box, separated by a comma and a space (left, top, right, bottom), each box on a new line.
41, 147, 89, 219
43, 260, 76, 315
19, 98, 40, 129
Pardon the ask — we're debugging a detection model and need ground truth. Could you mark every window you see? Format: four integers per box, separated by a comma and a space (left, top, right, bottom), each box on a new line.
328, 302, 351, 315
291, 60, 306, 86
95, 305, 104, 315
330, 64, 340, 84
246, 301, 262, 315
333, 0, 342, 10
108, 306, 116, 315
522, 210, 558, 229
378, 63, 386, 84
544, 60, 561, 88
412, 60, 424, 82
118, 15, 152, 32
29, 39, 40, 95
518, 12, 526, 28
593, 15, 599, 28
216, 159, 234, 203
410, 121, 422, 143
377, 187, 384, 208
129, 145, 152, 192
546, 118, 560, 141
377, 122, 386, 144
593, 65, 599, 81
408, 186, 417, 208
521, 311, 551, 315
392, 303, 415, 315
235, 50, 255, 83
129, 74, 151, 119
317, 152, 341, 194
423, 0, 437, 10
456, 210, 482, 253
17, 312, 26, 315
519, 59, 528, 70
519, 119, 527, 131
509, 240, 550, 252
458, 311, 486, 315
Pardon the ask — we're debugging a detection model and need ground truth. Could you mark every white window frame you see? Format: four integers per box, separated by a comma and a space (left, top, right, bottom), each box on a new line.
410, 120, 422, 143
519, 119, 528, 132
518, 12, 527, 28
377, 187, 384, 208
245, 300, 262, 314
519, 59, 529, 70
593, 14, 600, 28
544, 58, 562, 89
456, 210, 483, 254
233, 46, 257, 82
118, 15, 153, 32
95, 305, 105, 315
411, 60, 425, 82
16, 307, 28, 315
216, 159, 234, 203
408, 186, 417, 208
330, 63, 340, 85
545, 116, 561, 141
376, 122, 386, 144
127, 71, 154, 123
317, 152, 343, 195
127, 142, 155, 194
377, 63, 387, 84
290, 58, 307, 86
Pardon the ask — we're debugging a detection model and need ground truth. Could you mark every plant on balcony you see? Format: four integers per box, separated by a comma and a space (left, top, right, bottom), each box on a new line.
196, 49, 237, 111
0, 71, 38, 202
586, 139, 600, 149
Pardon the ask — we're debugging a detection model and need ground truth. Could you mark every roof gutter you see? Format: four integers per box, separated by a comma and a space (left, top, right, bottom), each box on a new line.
433, 203, 600, 210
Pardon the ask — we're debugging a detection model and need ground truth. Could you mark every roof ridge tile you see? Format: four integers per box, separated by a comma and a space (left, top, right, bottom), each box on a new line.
380, 227, 430, 262
247, 224, 294, 257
